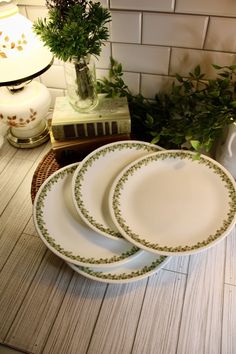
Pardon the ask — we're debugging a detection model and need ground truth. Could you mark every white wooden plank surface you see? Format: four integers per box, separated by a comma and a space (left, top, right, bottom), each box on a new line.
87, 280, 148, 354
0, 146, 51, 268
23, 216, 39, 237
132, 270, 187, 354
222, 284, 236, 354
177, 241, 226, 354
0, 143, 17, 173
163, 255, 189, 274
0, 142, 49, 215
42, 272, 107, 354
0, 140, 235, 354
5, 251, 72, 353
0, 233, 46, 341
14, 142, 50, 161
225, 227, 236, 285
0, 157, 34, 215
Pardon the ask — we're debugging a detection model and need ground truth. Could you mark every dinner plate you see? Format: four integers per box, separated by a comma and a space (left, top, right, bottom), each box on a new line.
67, 250, 169, 284
109, 150, 236, 256
72, 140, 163, 240
33, 163, 141, 267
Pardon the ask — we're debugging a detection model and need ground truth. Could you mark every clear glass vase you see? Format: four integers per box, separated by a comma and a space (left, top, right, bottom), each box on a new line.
64, 55, 98, 112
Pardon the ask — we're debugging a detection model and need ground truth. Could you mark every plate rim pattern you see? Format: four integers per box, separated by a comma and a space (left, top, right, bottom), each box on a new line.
34, 164, 139, 265
68, 254, 168, 283
111, 150, 236, 253
73, 141, 161, 239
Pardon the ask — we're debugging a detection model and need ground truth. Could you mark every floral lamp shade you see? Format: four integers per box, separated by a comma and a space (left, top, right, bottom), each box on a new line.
0, 0, 54, 148
0, 0, 53, 85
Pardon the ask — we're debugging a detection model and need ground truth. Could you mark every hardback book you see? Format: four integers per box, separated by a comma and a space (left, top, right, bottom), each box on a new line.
50, 129, 131, 163
51, 95, 131, 141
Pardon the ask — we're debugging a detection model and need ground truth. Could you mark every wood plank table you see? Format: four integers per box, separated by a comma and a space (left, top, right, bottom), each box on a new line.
0, 140, 236, 354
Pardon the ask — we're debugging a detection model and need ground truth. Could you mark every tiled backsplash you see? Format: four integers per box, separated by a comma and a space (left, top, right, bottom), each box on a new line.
18, 0, 236, 107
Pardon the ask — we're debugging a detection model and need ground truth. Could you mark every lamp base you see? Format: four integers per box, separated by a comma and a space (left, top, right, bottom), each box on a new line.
0, 81, 51, 148
7, 119, 49, 148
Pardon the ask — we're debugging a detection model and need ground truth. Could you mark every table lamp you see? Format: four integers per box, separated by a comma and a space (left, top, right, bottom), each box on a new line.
0, 0, 53, 148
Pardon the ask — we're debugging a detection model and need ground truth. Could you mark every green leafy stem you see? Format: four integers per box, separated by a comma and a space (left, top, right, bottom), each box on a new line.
97, 58, 236, 154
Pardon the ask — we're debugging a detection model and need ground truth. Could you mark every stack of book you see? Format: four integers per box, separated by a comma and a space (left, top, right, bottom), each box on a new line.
50, 94, 131, 162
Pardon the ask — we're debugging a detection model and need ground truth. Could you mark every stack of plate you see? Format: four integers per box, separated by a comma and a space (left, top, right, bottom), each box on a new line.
33, 141, 236, 284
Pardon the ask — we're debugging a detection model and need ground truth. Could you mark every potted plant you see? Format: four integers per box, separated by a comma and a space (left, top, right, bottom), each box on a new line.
34, 0, 111, 111
97, 59, 236, 155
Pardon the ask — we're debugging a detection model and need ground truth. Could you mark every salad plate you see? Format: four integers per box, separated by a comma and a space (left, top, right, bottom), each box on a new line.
67, 250, 169, 284
109, 150, 236, 256
72, 140, 163, 240
33, 163, 141, 267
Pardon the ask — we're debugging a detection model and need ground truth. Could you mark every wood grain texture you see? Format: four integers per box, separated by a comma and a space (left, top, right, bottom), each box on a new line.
0, 233, 46, 341
5, 251, 72, 353
163, 255, 189, 274
87, 280, 148, 354
0, 140, 235, 354
222, 284, 236, 354
0, 142, 17, 174
132, 270, 187, 354
177, 241, 226, 354
42, 271, 107, 354
23, 216, 39, 237
0, 142, 48, 215
14, 142, 50, 161
0, 157, 34, 215
225, 227, 236, 285
0, 145, 51, 269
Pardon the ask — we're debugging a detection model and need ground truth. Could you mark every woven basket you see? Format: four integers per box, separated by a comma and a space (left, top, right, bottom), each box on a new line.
31, 150, 60, 203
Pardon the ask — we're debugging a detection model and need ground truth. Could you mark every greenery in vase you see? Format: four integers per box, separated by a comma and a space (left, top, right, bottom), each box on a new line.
34, 0, 111, 101
97, 59, 236, 153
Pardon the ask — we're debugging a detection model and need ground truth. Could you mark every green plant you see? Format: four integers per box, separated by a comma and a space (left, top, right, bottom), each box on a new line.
34, 0, 111, 102
97, 59, 236, 153
96, 57, 132, 98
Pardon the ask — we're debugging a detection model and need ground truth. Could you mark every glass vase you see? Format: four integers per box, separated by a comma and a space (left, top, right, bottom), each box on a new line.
64, 55, 98, 112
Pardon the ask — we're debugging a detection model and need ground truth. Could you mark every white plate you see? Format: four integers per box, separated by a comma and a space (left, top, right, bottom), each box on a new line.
72, 140, 163, 240
67, 251, 169, 284
33, 163, 141, 267
109, 150, 236, 256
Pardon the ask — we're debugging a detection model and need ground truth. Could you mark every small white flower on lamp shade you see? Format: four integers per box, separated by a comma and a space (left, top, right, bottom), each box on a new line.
0, 0, 53, 148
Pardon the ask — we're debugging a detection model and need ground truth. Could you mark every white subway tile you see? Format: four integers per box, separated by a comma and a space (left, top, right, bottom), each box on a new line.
20, 0, 108, 8
96, 69, 140, 95
92, 0, 108, 7
175, 0, 236, 17
25, 6, 48, 22
48, 89, 65, 109
141, 74, 175, 98
20, 0, 108, 7
18, 5, 27, 17
143, 13, 208, 49
18, 0, 45, 5
40, 65, 66, 89
96, 69, 109, 81
110, 0, 174, 12
52, 58, 64, 66
112, 43, 170, 75
93, 42, 111, 69
170, 48, 236, 79
111, 11, 141, 44
122, 72, 140, 95
205, 17, 236, 52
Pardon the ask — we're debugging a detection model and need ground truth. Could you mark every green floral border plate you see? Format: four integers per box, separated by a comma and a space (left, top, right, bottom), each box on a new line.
33, 163, 142, 267
67, 251, 169, 284
72, 140, 163, 240
109, 150, 236, 256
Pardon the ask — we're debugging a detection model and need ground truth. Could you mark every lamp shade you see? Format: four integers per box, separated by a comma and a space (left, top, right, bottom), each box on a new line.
0, 0, 53, 86
0, 0, 53, 148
